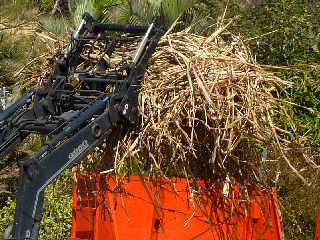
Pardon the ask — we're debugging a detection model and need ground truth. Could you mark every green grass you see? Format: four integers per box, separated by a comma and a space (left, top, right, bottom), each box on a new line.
0, 18, 45, 86
0, 173, 73, 240
0, 32, 30, 62
39, 0, 55, 11
274, 68, 320, 144
0, 0, 38, 22
0, 45, 27, 85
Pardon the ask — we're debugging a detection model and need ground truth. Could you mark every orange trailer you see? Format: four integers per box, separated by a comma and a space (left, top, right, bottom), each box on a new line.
71, 175, 283, 240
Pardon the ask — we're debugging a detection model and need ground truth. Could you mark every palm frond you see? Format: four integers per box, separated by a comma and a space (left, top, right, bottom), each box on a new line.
73, 0, 96, 26
94, 0, 123, 17
107, 4, 131, 23
128, 14, 145, 24
131, 0, 155, 23
101, 0, 196, 26
39, 16, 71, 37
160, 0, 195, 25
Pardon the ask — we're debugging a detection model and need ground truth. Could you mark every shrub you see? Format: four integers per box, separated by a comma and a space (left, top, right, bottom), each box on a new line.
0, 173, 72, 240
199, 0, 320, 65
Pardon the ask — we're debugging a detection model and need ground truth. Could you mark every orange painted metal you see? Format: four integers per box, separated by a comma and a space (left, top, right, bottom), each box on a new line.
71, 175, 283, 240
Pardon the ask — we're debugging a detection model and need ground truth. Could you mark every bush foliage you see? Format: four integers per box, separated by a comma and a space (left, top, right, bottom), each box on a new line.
0, 174, 72, 239
201, 0, 320, 65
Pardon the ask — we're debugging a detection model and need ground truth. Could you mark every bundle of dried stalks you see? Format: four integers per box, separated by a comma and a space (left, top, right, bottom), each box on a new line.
20, 23, 316, 185
114, 30, 317, 185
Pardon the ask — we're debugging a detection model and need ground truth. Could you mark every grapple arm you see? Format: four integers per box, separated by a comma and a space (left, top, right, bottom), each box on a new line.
0, 13, 164, 240
13, 94, 117, 240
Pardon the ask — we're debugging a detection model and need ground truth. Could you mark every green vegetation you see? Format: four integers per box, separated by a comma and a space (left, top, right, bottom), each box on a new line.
71, 0, 195, 25
0, 0, 319, 239
39, 15, 72, 37
39, 0, 55, 11
202, 0, 320, 65
277, 68, 320, 144
0, 173, 72, 239
0, 32, 40, 85
278, 175, 320, 240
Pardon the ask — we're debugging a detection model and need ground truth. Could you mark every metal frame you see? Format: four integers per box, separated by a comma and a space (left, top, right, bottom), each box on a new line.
0, 13, 164, 240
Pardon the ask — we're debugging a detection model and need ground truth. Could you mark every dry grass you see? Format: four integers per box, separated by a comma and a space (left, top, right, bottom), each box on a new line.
113, 29, 318, 185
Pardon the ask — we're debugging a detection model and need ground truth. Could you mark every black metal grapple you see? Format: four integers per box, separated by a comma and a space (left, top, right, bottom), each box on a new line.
0, 13, 164, 240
